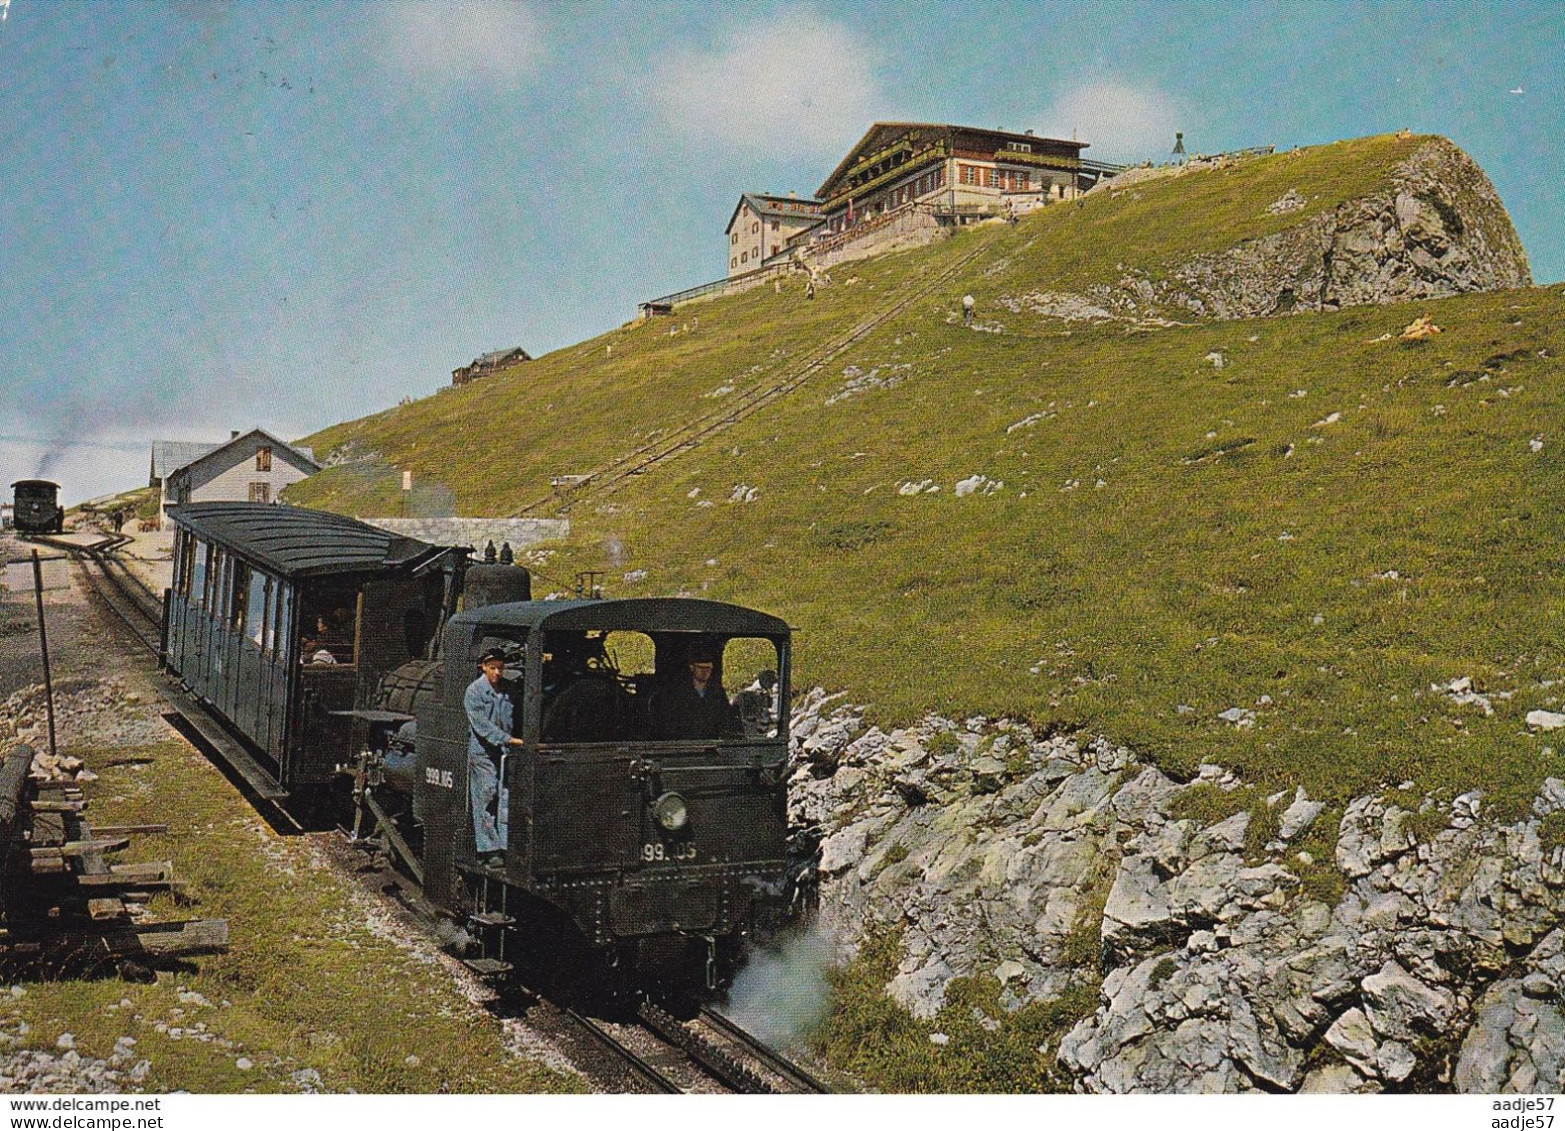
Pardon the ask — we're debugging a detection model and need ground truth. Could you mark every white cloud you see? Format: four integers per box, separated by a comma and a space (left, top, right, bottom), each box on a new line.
1036, 79, 1186, 164
377, 0, 544, 85
651, 7, 880, 159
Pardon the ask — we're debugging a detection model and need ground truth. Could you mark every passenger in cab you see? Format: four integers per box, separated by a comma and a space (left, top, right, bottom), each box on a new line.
301, 614, 342, 664
465, 648, 521, 869
661, 645, 740, 740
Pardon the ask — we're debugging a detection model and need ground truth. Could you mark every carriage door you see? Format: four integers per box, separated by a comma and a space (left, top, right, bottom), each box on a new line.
290, 586, 361, 786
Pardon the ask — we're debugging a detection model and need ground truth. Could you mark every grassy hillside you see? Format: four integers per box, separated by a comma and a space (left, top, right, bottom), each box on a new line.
292, 133, 1565, 815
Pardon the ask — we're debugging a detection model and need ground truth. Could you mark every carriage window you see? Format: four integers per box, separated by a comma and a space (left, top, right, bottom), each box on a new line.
230, 561, 250, 632
214, 553, 231, 622
246, 569, 269, 648
273, 583, 292, 658
190, 541, 207, 608
203, 548, 222, 613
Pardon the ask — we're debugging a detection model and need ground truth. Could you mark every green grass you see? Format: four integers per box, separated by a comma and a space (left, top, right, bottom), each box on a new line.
287, 132, 1564, 820
809, 926, 1092, 1092
0, 740, 578, 1093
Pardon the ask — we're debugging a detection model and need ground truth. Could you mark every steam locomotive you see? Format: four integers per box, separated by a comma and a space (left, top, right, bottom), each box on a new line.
11, 480, 64, 535
161, 503, 800, 997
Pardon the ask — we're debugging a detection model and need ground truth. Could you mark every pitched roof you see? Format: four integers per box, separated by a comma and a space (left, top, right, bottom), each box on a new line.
150, 441, 221, 482
164, 428, 319, 484
725, 193, 825, 235
474, 347, 531, 367
815, 121, 1088, 201
167, 502, 449, 579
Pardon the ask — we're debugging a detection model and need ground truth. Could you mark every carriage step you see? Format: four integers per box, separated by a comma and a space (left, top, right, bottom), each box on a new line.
469, 911, 515, 928
462, 957, 514, 978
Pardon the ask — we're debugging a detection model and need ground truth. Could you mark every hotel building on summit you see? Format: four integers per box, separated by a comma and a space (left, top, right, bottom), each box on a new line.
719, 122, 1122, 280
814, 122, 1094, 236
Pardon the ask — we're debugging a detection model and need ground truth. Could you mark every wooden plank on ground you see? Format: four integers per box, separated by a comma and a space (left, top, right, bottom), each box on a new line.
107, 918, 228, 957
88, 898, 127, 921
91, 824, 169, 837
75, 861, 173, 886
28, 812, 66, 845
27, 799, 87, 813
59, 838, 130, 857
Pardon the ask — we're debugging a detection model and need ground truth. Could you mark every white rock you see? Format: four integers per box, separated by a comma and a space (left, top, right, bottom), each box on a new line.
1528, 710, 1565, 731
236, 1057, 253, 1070
1218, 707, 1256, 728
1280, 788, 1325, 840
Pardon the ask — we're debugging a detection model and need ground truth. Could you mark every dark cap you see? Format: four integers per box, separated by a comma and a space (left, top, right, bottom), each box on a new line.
478, 647, 508, 665
687, 645, 717, 665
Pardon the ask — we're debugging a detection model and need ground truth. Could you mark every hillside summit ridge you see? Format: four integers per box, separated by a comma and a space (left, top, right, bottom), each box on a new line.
1008, 137, 1531, 327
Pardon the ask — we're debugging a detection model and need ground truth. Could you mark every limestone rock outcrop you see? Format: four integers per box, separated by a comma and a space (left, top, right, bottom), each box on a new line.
790, 690, 1565, 1092
1009, 138, 1530, 326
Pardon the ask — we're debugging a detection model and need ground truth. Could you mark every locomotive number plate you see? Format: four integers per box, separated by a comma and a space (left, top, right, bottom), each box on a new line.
425, 767, 455, 789
642, 842, 697, 863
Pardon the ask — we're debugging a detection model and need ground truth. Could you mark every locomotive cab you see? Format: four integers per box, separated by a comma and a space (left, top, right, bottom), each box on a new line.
415, 597, 792, 991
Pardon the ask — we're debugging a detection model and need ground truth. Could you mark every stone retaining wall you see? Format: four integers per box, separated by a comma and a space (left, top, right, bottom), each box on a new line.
360, 517, 568, 552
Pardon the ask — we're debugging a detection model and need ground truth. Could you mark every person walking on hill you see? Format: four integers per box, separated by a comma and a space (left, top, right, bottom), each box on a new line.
962, 293, 975, 325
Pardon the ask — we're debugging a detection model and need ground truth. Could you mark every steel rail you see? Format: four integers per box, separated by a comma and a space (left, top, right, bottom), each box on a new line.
562, 1004, 686, 1094
511, 227, 1004, 517
696, 1006, 832, 1093
30, 535, 163, 655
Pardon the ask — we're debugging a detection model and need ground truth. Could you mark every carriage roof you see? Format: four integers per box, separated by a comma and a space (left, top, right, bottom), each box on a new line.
167, 502, 454, 579
451, 597, 789, 638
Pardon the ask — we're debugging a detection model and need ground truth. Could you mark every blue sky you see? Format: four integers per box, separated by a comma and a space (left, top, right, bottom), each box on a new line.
1, 0, 1560, 503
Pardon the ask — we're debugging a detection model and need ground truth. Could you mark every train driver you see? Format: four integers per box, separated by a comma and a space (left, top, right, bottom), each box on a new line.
662, 644, 741, 740
465, 647, 522, 869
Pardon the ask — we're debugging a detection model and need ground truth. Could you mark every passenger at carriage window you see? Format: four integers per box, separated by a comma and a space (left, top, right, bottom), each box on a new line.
301, 614, 347, 663
662, 645, 740, 740
465, 647, 522, 868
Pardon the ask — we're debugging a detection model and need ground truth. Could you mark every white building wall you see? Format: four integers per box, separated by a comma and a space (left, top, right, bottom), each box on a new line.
167, 436, 316, 515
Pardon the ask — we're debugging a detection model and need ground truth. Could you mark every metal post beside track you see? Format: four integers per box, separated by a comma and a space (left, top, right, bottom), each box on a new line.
30, 550, 58, 761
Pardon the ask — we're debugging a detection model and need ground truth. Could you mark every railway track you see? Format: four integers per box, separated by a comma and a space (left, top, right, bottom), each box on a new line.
512, 227, 1002, 517
353, 844, 831, 1094
26, 533, 164, 656
516, 990, 832, 1093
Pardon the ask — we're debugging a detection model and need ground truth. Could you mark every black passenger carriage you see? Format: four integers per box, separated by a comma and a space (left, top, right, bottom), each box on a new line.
11, 480, 64, 535
163, 503, 464, 794
416, 598, 792, 982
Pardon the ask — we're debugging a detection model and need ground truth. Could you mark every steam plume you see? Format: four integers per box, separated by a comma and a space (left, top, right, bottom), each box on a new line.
719, 921, 837, 1048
